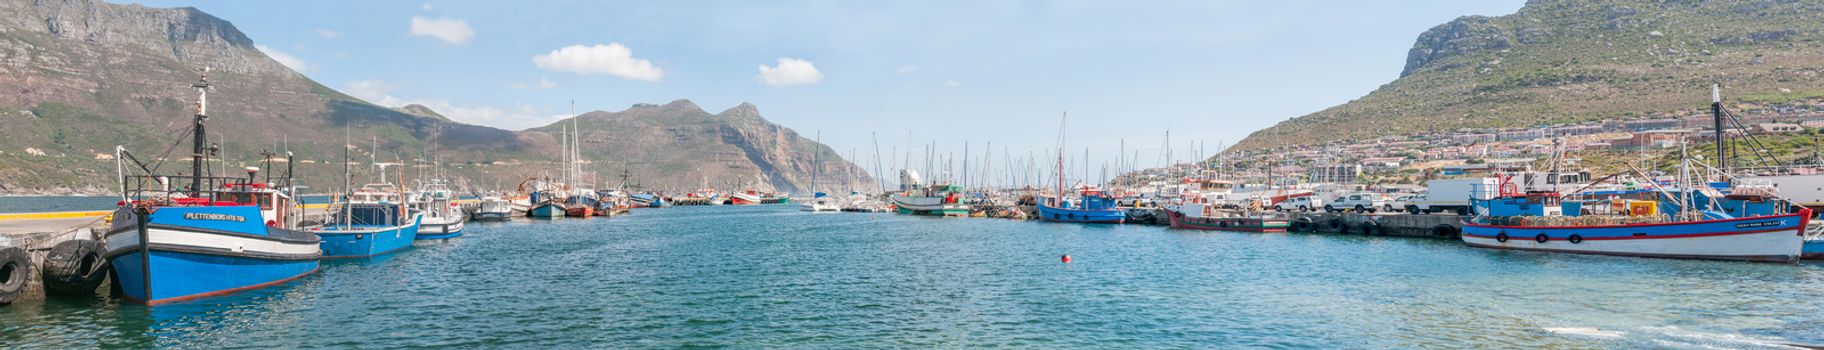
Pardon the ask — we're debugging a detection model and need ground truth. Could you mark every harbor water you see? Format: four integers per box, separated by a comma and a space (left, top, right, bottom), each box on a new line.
4, 204, 1824, 348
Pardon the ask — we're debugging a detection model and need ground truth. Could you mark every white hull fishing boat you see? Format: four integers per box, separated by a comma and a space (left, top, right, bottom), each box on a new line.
411, 179, 466, 240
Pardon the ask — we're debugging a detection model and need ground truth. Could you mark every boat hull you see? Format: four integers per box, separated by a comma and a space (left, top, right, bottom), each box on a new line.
104, 206, 322, 305
565, 206, 594, 217
1166, 211, 1288, 232
317, 218, 420, 258
729, 194, 761, 205
890, 195, 969, 217
528, 203, 566, 218
416, 218, 465, 240
1460, 213, 1809, 263
1804, 239, 1824, 260
1036, 204, 1126, 224
471, 211, 511, 221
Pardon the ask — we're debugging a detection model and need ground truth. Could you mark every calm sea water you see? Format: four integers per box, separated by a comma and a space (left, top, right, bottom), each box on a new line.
3, 204, 1823, 348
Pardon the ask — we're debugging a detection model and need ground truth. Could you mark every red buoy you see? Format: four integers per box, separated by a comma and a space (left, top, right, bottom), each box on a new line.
1061, 254, 1071, 263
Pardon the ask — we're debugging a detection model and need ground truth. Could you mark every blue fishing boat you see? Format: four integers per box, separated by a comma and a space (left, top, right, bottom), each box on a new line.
104, 74, 321, 304
315, 183, 420, 258
1033, 111, 1122, 224
1462, 173, 1809, 263
1038, 189, 1126, 224
527, 189, 566, 219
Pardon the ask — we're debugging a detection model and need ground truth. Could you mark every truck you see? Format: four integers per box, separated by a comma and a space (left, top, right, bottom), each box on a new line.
1405, 178, 1499, 215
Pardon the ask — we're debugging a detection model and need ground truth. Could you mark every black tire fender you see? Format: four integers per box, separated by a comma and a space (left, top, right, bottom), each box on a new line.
1568, 234, 1584, 244
0, 246, 31, 305
43, 239, 108, 296
1535, 233, 1550, 243
1495, 232, 1510, 243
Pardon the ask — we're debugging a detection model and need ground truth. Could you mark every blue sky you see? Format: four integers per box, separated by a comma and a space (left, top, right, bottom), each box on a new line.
127, 0, 1524, 170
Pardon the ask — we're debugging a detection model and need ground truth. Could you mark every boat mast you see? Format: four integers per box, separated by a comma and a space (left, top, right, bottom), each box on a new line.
1055, 112, 1067, 207
343, 124, 351, 228
872, 132, 884, 194
1712, 84, 1726, 174
189, 68, 211, 196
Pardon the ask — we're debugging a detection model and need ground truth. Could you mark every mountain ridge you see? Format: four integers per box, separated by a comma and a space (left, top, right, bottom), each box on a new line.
1229, 0, 1824, 154
0, 0, 873, 195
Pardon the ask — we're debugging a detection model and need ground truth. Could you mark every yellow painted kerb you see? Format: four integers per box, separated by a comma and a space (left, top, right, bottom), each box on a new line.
0, 210, 111, 221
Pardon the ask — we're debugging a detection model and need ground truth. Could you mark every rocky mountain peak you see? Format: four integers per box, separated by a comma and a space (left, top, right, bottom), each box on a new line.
1400, 15, 1504, 77
719, 102, 761, 119
392, 104, 450, 121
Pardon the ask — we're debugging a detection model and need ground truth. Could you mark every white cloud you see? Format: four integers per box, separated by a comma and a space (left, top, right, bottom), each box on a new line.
506, 77, 558, 90
256, 45, 313, 74
409, 16, 473, 45
757, 58, 823, 87
345, 80, 406, 106
342, 79, 557, 130
897, 66, 918, 75
944, 80, 961, 87
315, 28, 340, 39
532, 43, 664, 81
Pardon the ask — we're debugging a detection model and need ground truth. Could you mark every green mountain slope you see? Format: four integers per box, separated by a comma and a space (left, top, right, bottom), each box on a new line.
1229, 0, 1824, 153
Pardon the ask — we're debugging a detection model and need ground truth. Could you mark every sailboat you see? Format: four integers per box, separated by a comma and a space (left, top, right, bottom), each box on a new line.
801, 132, 840, 212
1036, 112, 1125, 224
105, 70, 323, 304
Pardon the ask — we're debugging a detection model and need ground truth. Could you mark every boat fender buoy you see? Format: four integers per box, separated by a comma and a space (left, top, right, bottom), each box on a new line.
1219, 220, 1229, 228
1364, 222, 1381, 236
41, 240, 107, 296
1328, 218, 1344, 231
1061, 255, 1071, 263
1495, 232, 1510, 243
1535, 233, 1550, 243
1568, 234, 1583, 244
0, 246, 31, 304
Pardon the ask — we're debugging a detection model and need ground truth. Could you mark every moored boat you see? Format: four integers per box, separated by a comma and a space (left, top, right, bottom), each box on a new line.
1165, 204, 1288, 232
564, 189, 598, 217
1461, 172, 1809, 263
1037, 189, 1126, 224
472, 196, 514, 221
104, 75, 320, 305
317, 183, 420, 258
729, 190, 762, 205
411, 179, 466, 239
800, 192, 840, 212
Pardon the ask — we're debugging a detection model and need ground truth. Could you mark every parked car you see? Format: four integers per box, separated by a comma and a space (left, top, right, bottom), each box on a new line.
1274, 196, 1323, 212
1387, 194, 1419, 212
1325, 193, 1386, 213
